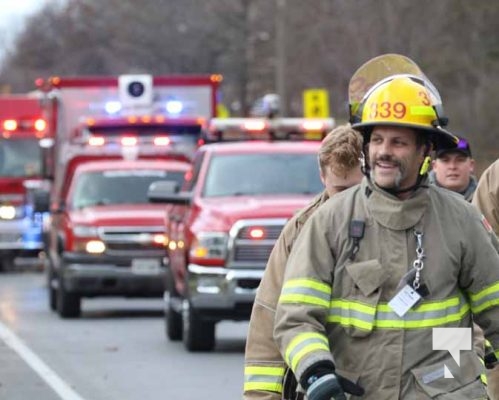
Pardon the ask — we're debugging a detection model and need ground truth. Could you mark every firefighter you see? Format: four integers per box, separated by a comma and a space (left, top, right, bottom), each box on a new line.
473, 158, 499, 236
473, 158, 499, 400
430, 137, 499, 399
243, 124, 364, 400
429, 136, 477, 202
273, 72, 499, 399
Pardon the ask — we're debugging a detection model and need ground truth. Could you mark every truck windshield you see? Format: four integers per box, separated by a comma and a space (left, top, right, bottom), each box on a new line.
0, 138, 41, 177
203, 153, 322, 197
71, 169, 185, 209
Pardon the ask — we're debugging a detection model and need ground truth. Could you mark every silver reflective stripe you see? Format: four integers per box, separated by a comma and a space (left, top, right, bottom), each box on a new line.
327, 294, 470, 329
286, 334, 329, 370
280, 278, 331, 307
470, 286, 499, 313
244, 365, 285, 393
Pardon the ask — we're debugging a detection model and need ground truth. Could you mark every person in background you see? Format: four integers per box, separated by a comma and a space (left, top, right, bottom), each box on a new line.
273, 71, 499, 399
473, 158, 499, 400
473, 158, 499, 235
429, 136, 476, 201
243, 124, 364, 400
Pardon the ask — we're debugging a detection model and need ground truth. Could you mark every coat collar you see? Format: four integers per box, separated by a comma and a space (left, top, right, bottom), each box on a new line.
363, 177, 430, 230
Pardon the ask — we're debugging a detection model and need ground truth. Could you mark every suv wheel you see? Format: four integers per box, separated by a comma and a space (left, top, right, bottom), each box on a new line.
57, 279, 81, 318
182, 301, 215, 352
165, 293, 182, 341
46, 260, 57, 311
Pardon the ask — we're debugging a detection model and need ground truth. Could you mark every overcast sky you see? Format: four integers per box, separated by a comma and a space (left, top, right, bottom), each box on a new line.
0, 0, 48, 60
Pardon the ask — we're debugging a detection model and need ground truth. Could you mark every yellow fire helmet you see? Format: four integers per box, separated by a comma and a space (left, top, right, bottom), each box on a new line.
352, 74, 458, 150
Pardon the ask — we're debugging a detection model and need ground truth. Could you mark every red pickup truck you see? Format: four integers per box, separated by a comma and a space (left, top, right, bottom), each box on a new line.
43, 158, 189, 317
149, 139, 324, 351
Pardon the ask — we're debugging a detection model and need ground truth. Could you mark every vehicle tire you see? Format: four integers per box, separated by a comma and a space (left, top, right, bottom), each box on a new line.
49, 281, 57, 311
46, 260, 57, 311
0, 256, 15, 272
166, 298, 183, 341
164, 268, 182, 340
57, 279, 81, 318
182, 302, 215, 352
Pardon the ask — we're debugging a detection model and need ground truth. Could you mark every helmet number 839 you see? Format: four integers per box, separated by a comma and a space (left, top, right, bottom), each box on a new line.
369, 101, 407, 119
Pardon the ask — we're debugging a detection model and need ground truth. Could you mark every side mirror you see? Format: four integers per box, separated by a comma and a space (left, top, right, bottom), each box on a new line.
51, 200, 66, 214
147, 180, 192, 205
39, 138, 55, 180
33, 189, 51, 213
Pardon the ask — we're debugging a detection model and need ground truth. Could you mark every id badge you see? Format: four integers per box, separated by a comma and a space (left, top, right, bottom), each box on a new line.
388, 284, 422, 317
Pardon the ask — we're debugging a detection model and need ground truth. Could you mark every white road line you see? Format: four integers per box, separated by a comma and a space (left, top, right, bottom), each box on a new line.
0, 320, 87, 400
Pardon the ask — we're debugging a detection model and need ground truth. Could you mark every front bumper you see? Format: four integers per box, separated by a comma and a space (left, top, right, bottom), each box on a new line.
0, 218, 43, 251
60, 251, 166, 297
185, 263, 263, 319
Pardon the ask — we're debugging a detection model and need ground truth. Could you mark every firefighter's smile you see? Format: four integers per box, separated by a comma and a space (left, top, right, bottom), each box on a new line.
375, 160, 399, 174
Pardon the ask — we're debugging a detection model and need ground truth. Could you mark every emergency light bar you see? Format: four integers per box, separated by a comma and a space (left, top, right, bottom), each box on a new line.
207, 117, 335, 142
2, 118, 47, 133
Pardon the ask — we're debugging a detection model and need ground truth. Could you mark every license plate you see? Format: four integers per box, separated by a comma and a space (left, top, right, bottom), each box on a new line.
131, 258, 161, 275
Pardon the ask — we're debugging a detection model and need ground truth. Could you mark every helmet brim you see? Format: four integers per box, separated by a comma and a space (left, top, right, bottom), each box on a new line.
353, 121, 459, 150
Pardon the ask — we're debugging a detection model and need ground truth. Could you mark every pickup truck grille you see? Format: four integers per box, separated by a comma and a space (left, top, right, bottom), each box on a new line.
229, 219, 287, 267
98, 226, 164, 255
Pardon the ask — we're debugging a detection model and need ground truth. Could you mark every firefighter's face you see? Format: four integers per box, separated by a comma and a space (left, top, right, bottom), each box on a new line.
321, 164, 363, 197
367, 126, 425, 192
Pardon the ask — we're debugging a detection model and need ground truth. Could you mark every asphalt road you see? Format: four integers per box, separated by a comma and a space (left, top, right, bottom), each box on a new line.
0, 271, 248, 400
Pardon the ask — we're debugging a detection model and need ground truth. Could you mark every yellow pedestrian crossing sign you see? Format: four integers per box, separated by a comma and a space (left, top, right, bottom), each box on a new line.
303, 89, 330, 118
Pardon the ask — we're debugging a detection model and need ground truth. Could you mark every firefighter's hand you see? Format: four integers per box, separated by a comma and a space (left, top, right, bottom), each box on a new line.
306, 373, 364, 400
301, 362, 364, 400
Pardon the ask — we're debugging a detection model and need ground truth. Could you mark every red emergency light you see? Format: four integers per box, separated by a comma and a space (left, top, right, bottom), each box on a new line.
3, 119, 17, 131
88, 136, 105, 146
34, 118, 47, 132
153, 136, 171, 146
242, 119, 268, 132
301, 120, 325, 131
2, 118, 47, 133
121, 136, 138, 146
249, 227, 265, 239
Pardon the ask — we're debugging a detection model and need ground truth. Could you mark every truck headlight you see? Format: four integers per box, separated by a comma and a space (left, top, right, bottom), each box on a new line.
85, 240, 106, 254
189, 232, 228, 266
0, 205, 25, 220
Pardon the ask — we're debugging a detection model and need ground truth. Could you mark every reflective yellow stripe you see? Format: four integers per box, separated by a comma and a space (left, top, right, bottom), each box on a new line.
283, 278, 331, 294
327, 295, 470, 330
285, 333, 329, 372
244, 382, 283, 393
411, 105, 435, 116
329, 299, 376, 330
244, 365, 285, 394
477, 357, 488, 385
469, 281, 499, 313
280, 278, 331, 307
279, 293, 329, 307
375, 304, 470, 329
245, 366, 286, 376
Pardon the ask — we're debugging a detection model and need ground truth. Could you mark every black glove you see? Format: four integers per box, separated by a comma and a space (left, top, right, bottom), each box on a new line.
484, 351, 498, 369
301, 361, 364, 400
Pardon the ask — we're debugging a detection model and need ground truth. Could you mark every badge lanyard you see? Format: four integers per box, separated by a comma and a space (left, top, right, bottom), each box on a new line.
388, 227, 428, 317
412, 230, 425, 290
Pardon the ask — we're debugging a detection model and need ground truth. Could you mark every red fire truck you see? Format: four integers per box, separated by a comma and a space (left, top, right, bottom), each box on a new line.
0, 94, 50, 271
34, 74, 221, 317
148, 117, 334, 351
